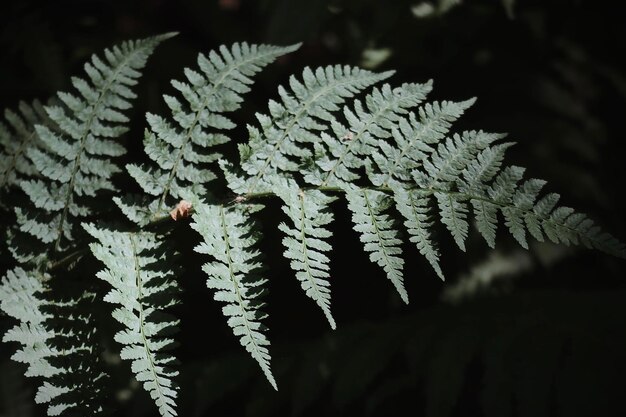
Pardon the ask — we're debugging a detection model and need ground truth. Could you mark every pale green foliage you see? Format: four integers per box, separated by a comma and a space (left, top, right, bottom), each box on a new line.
1, 36, 624, 417
402, 129, 626, 257
275, 179, 338, 328
117, 42, 300, 224
0, 100, 49, 190
16, 33, 173, 252
502, 0, 516, 18
411, 0, 515, 18
441, 248, 533, 303
217, 66, 624, 318
33, 293, 107, 416
190, 202, 276, 389
223, 65, 394, 194
368, 99, 477, 187
0, 269, 107, 416
84, 225, 179, 417
394, 188, 443, 278
305, 82, 433, 187
0, 268, 53, 378
1, 34, 172, 417
345, 186, 407, 302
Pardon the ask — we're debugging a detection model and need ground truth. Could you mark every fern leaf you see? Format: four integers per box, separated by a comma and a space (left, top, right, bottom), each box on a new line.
459, 142, 514, 193
190, 202, 277, 389
304, 81, 433, 187
0, 100, 50, 189
85, 224, 179, 417
435, 192, 470, 251
416, 130, 504, 189
0, 269, 108, 416
486, 166, 526, 246
370, 99, 476, 187
120, 42, 300, 224
405, 129, 625, 257
394, 188, 443, 279
0, 268, 55, 379
237, 65, 394, 194
345, 186, 408, 303
274, 179, 337, 328
470, 198, 499, 248
16, 33, 173, 252
38, 289, 108, 416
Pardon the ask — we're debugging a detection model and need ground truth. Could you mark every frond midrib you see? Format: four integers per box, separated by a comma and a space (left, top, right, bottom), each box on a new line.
129, 233, 169, 410
323, 184, 614, 253
218, 206, 268, 372
434, 187, 615, 252
295, 193, 332, 322
362, 190, 396, 272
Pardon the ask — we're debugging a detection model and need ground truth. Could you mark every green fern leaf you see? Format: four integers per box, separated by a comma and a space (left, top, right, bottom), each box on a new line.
435, 192, 469, 251
85, 224, 179, 417
470, 198, 499, 248
0, 268, 54, 379
345, 186, 407, 303
304, 81, 433, 187
274, 179, 337, 328
416, 130, 504, 189
4, 38, 625, 416
405, 128, 626, 257
236, 65, 394, 194
16, 33, 174, 252
39, 290, 108, 416
119, 42, 300, 224
486, 166, 526, 246
190, 202, 277, 389
394, 188, 444, 279
0, 268, 108, 416
0, 100, 51, 189
369, 98, 475, 187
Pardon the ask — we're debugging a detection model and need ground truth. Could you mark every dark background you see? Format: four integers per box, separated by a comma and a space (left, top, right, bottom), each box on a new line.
1, 0, 626, 416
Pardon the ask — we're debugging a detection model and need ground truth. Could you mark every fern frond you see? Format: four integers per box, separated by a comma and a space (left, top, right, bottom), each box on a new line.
2, 35, 172, 416
434, 191, 470, 251
394, 188, 444, 279
415, 130, 504, 190
85, 224, 179, 417
369, 98, 476, 187
232, 65, 394, 194
118, 42, 300, 224
0, 269, 107, 416
38, 289, 108, 416
274, 179, 337, 328
0, 268, 54, 379
16, 33, 173, 252
4, 36, 625, 416
391, 129, 504, 251
0, 100, 50, 189
190, 202, 276, 389
305, 81, 433, 187
406, 133, 626, 258
345, 186, 407, 302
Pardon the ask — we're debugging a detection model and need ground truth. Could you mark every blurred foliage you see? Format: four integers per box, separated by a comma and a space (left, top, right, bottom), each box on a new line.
1, 0, 625, 416
118, 289, 626, 417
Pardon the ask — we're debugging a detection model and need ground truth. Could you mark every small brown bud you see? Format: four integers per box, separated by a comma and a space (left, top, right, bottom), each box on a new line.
170, 200, 192, 220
